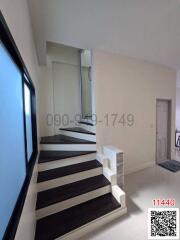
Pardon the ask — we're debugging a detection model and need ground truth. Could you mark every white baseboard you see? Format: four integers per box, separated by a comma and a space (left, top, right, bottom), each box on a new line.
125, 161, 155, 175
36, 185, 111, 219
38, 153, 97, 172
37, 167, 103, 192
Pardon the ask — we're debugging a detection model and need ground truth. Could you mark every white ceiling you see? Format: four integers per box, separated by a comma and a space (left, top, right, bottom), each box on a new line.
28, 0, 180, 69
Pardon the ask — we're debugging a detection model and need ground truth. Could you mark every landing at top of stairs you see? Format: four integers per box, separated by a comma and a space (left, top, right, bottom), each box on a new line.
40, 134, 96, 144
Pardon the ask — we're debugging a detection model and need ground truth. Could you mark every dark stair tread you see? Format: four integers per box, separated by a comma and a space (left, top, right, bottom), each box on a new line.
79, 121, 94, 126
38, 160, 102, 183
38, 150, 96, 164
60, 127, 95, 135
35, 193, 120, 240
36, 175, 110, 210
40, 134, 96, 144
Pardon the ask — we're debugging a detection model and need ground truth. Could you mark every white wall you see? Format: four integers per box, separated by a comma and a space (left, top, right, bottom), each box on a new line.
176, 71, 180, 131
38, 43, 81, 137
0, 0, 39, 239
94, 51, 176, 175
176, 87, 180, 131
0, 0, 39, 91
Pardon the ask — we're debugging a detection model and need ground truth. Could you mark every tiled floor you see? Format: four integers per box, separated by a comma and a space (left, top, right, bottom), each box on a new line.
81, 164, 180, 240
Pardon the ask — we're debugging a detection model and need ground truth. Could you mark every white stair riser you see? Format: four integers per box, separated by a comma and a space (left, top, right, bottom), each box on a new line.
40, 144, 96, 151
78, 123, 96, 133
38, 167, 103, 192
56, 207, 127, 240
60, 130, 96, 141
38, 153, 97, 172
36, 185, 111, 220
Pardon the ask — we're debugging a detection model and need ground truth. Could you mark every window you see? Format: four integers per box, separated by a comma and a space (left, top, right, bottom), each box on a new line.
0, 12, 37, 240
0, 42, 27, 239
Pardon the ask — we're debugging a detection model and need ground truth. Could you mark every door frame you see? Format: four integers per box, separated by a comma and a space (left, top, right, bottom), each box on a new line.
156, 99, 172, 163
79, 49, 94, 121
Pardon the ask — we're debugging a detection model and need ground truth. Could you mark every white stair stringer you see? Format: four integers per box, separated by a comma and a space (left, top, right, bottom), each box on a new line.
60, 130, 96, 142
102, 166, 127, 210
38, 152, 97, 172
38, 166, 103, 192
97, 149, 127, 213
112, 185, 126, 209
36, 185, 111, 220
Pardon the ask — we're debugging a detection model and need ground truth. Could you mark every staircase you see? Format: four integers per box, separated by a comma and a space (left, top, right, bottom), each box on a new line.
35, 121, 126, 240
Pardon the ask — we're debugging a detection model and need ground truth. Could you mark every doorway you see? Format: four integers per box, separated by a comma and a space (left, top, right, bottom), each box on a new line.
156, 99, 171, 164
52, 61, 81, 134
